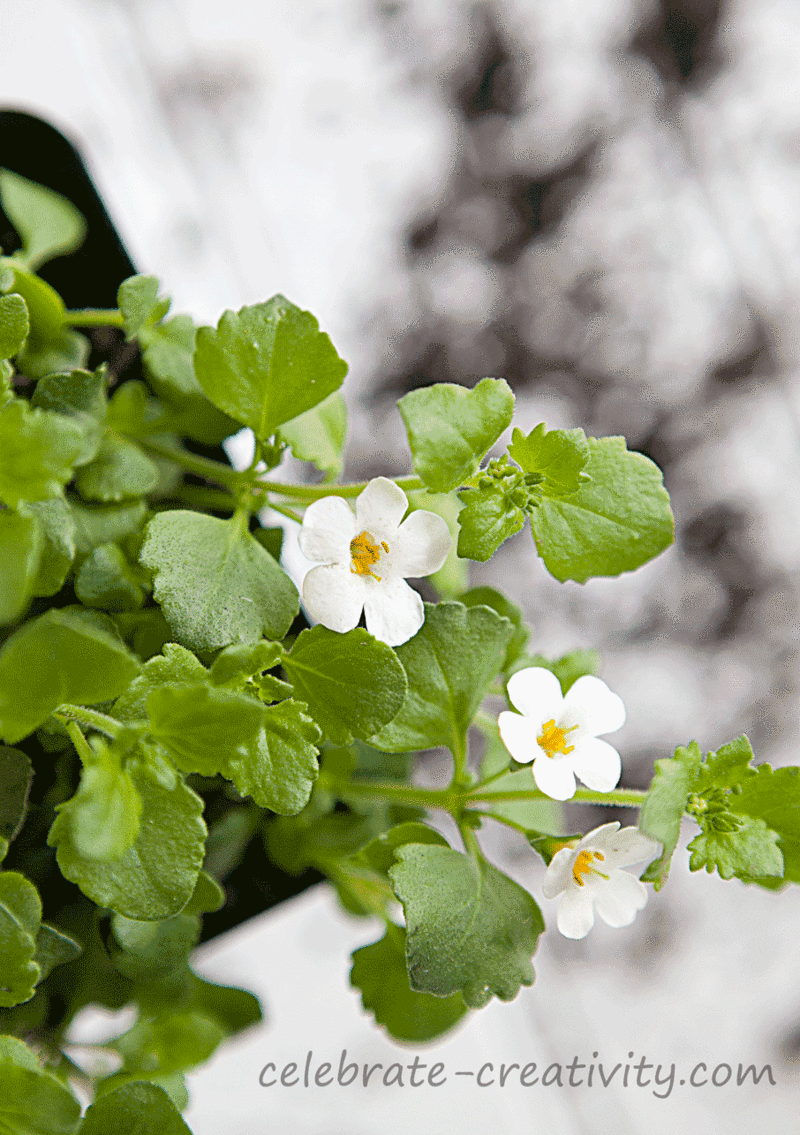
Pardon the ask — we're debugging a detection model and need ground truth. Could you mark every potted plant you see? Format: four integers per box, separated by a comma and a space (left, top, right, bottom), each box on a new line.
1, 113, 796, 1133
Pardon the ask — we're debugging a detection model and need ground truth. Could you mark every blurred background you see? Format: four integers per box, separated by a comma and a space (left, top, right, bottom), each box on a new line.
3, 0, 800, 1131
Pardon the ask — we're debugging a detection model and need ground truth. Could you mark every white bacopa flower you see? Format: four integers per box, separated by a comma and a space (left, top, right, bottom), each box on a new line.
498, 666, 626, 801
297, 477, 451, 647
543, 822, 660, 939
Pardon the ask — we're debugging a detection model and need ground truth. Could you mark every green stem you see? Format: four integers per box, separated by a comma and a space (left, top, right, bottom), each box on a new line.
327, 778, 458, 811
64, 719, 93, 764
64, 309, 125, 328
468, 809, 532, 837
466, 785, 647, 808
174, 486, 238, 512
53, 704, 121, 739
264, 474, 424, 501
450, 730, 469, 788
265, 500, 302, 523
459, 820, 483, 860
137, 438, 244, 488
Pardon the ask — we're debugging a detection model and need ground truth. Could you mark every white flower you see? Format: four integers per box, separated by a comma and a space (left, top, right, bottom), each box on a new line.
297, 477, 451, 646
542, 822, 660, 939
497, 666, 626, 800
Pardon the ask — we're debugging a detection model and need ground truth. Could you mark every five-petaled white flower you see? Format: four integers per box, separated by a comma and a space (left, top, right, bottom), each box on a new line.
298, 477, 451, 647
498, 666, 626, 800
543, 822, 660, 939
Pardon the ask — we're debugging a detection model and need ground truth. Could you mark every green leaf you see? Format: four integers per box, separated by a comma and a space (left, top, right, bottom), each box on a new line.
530, 436, 674, 583
49, 762, 205, 920
390, 844, 544, 1008
456, 482, 525, 562
0, 169, 86, 271
118, 276, 172, 338
640, 742, 702, 889
398, 378, 515, 493
110, 911, 199, 982
460, 586, 528, 670
0, 259, 65, 338
0, 293, 29, 359
0, 1034, 81, 1135
283, 625, 407, 745
359, 821, 449, 876
31, 368, 106, 466
194, 296, 348, 441
729, 765, 800, 884
0, 607, 141, 744
507, 423, 590, 497
189, 973, 261, 1035
74, 435, 160, 503
79, 1081, 191, 1135
0, 399, 84, 508
16, 328, 89, 381
371, 601, 512, 756
146, 682, 265, 777
75, 542, 147, 612
58, 736, 143, 860
111, 1009, 226, 1077
32, 923, 82, 983
69, 498, 148, 562
114, 643, 206, 724
687, 814, 783, 880
141, 511, 299, 651
228, 699, 320, 814
0, 508, 42, 625
22, 499, 76, 597
181, 870, 225, 915
351, 923, 468, 1043
208, 640, 282, 687
279, 390, 347, 477
695, 734, 761, 792
0, 746, 33, 842
0, 871, 42, 1007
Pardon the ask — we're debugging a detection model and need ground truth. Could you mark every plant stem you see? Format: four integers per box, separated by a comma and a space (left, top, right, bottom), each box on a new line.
137, 438, 243, 488
64, 309, 125, 328
54, 704, 121, 739
327, 776, 645, 812
465, 785, 647, 808
459, 820, 483, 859
64, 719, 93, 765
327, 778, 458, 811
264, 500, 302, 523
174, 486, 238, 512
264, 474, 424, 500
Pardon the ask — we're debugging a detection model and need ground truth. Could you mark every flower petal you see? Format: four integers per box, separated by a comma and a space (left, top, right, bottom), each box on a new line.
223, 427, 256, 471
570, 737, 622, 793
597, 826, 661, 870
497, 710, 539, 765
556, 885, 595, 939
542, 847, 575, 899
531, 755, 576, 801
392, 510, 452, 577
298, 496, 356, 563
592, 870, 648, 928
302, 563, 364, 632
355, 477, 408, 536
506, 666, 564, 723
576, 822, 620, 854
363, 575, 424, 647
562, 675, 626, 737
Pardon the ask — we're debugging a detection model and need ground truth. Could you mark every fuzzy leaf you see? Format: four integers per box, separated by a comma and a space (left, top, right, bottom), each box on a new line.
399, 378, 515, 493
79, 1082, 190, 1135
228, 699, 320, 814
0, 399, 84, 508
59, 737, 143, 860
372, 601, 512, 756
279, 391, 347, 477
146, 682, 265, 777
390, 844, 544, 1008
688, 814, 784, 880
0, 292, 29, 359
456, 482, 526, 561
0, 1035, 81, 1135
194, 296, 348, 441
283, 625, 407, 746
530, 435, 674, 583
0, 508, 42, 625
0, 871, 42, 1007
640, 742, 702, 889
74, 435, 160, 503
507, 423, 590, 497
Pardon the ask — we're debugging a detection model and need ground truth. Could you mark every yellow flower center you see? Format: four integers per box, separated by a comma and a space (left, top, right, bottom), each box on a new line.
537, 719, 578, 759
572, 849, 606, 887
350, 530, 390, 581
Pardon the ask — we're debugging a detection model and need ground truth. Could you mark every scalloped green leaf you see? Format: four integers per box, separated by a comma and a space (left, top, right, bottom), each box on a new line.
0, 292, 29, 359
640, 741, 702, 889
0, 871, 42, 1007
194, 296, 348, 441
0, 169, 86, 271
279, 390, 347, 477
507, 422, 590, 497
530, 435, 674, 583
146, 682, 265, 777
141, 511, 298, 651
399, 377, 514, 493
228, 699, 320, 814
350, 923, 468, 1042
0, 1034, 81, 1135
79, 1081, 190, 1135
0, 399, 84, 508
390, 844, 544, 1009
371, 601, 512, 756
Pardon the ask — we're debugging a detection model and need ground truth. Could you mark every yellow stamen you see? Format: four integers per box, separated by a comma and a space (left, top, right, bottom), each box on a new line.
350, 530, 388, 581
537, 719, 578, 759
572, 849, 606, 887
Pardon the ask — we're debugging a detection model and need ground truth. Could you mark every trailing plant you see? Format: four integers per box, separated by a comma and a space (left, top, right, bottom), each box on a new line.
0, 170, 796, 1131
